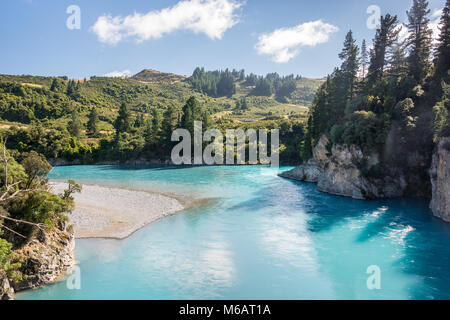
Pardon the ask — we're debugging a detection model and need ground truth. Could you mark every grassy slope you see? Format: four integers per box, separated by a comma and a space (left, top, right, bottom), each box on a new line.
0, 70, 323, 141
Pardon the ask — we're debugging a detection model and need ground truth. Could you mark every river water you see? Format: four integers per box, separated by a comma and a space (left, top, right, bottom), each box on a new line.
17, 165, 450, 299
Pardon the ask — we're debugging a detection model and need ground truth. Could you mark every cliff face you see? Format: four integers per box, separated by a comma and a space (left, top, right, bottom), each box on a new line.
279, 135, 408, 200
430, 137, 450, 222
2, 222, 75, 299
1, 275, 14, 300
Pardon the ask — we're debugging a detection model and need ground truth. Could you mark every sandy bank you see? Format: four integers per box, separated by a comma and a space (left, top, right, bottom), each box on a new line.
50, 182, 186, 240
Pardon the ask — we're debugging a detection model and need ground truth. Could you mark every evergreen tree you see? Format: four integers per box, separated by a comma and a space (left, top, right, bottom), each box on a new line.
361, 39, 369, 78
151, 109, 161, 143
134, 113, 145, 128
114, 103, 132, 134
87, 107, 99, 137
239, 97, 248, 110
253, 78, 273, 96
162, 105, 178, 147
339, 30, 360, 99
368, 14, 400, 83
181, 96, 202, 135
202, 111, 212, 132
144, 119, 153, 147
387, 41, 408, 78
406, 0, 433, 82
50, 79, 60, 92
67, 111, 82, 138
434, 0, 450, 80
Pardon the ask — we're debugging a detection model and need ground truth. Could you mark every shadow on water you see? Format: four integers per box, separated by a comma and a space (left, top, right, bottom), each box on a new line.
388, 200, 450, 299
281, 178, 450, 299
281, 179, 382, 233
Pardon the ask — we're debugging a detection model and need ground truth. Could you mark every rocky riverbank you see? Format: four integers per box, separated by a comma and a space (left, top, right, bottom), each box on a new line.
1, 222, 75, 300
279, 135, 407, 200
279, 134, 449, 221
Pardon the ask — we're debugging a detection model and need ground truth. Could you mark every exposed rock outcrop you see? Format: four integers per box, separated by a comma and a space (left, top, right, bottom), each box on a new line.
279, 159, 321, 182
11, 222, 75, 294
1, 275, 14, 300
279, 135, 407, 200
430, 137, 450, 222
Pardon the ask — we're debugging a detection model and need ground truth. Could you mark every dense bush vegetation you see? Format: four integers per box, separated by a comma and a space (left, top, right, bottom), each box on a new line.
0, 141, 80, 279
302, 0, 449, 179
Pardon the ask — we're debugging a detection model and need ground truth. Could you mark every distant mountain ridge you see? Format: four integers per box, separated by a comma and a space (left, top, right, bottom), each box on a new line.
132, 69, 187, 83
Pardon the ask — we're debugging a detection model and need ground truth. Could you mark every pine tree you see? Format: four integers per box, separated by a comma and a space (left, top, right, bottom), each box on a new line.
87, 107, 99, 137
114, 103, 132, 134
134, 113, 145, 128
406, 0, 433, 82
162, 105, 178, 147
339, 30, 360, 99
68, 111, 82, 138
361, 39, 369, 78
435, 0, 450, 80
368, 14, 400, 83
181, 96, 202, 135
50, 79, 59, 92
144, 119, 153, 147
387, 41, 408, 78
151, 109, 161, 143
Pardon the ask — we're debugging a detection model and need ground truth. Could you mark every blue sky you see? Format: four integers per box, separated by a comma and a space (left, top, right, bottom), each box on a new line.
0, 0, 445, 79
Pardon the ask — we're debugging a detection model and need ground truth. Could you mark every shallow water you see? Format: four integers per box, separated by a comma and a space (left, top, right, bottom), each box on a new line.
17, 165, 450, 300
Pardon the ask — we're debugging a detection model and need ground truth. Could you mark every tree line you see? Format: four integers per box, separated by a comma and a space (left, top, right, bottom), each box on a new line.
302, 0, 449, 186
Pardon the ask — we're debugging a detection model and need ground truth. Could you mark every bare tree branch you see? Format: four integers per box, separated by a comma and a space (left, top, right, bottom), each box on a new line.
0, 215, 48, 231
0, 223, 26, 239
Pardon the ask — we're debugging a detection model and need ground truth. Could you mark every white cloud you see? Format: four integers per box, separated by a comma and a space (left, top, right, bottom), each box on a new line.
104, 70, 131, 77
255, 20, 339, 63
91, 0, 243, 45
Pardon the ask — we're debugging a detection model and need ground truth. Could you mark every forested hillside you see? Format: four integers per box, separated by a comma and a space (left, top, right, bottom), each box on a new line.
0, 68, 322, 163
298, 0, 449, 198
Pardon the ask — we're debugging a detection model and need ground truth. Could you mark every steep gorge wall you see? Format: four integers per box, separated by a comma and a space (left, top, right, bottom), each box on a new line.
279, 135, 407, 200
430, 137, 450, 222
280, 134, 449, 222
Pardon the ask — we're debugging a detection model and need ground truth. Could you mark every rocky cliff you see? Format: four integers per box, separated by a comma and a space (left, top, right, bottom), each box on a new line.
430, 137, 450, 222
279, 135, 407, 200
1, 222, 75, 299
1, 275, 14, 300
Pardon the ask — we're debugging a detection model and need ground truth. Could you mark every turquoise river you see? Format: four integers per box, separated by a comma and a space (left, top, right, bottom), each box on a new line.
17, 165, 450, 300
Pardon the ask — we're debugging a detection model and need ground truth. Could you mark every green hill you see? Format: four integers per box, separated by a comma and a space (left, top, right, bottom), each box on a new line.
0, 69, 323, 163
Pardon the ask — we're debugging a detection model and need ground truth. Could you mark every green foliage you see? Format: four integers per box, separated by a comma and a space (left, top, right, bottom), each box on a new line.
339, 30, 360, 99
181, 96, 204, 135
406, 0, 433, 83
190, 68, 236, 97
67, 111, 82, 137
341, 111, 391, 151
0, 238, 21, 281
21, 151, 52, 188
114, 103, 133, 134
61, 180, 82, 203
434, 0, 450, 80
368, 14, 400, 83
87, 107, 100, 137
433, 80, 450, 137
8, 191, 70, 226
